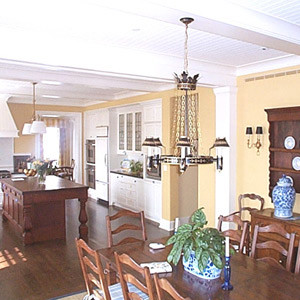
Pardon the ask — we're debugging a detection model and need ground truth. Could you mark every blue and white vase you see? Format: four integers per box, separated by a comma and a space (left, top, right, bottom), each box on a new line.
182, 251, 222, 280
272, 174, 296, 218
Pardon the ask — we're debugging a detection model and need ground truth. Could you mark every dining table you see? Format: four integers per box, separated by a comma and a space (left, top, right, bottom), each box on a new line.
98, 237, 300, 300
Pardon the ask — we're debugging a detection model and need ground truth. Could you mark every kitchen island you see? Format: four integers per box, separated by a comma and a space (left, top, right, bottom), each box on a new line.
0, 175, 88, 245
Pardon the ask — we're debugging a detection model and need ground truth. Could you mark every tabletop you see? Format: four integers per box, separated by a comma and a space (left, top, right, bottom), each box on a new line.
0, 175, 88, 193
98, 237, 300, 300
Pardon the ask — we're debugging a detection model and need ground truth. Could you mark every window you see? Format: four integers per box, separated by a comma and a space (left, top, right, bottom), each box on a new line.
43, 127, 60, 162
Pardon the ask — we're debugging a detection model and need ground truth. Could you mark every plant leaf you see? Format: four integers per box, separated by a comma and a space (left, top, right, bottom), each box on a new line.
177, 224, 192, 234
210, 253, 223, 269
166, 235, 177, 246
201, 250, 209, 270
191, 208, 207, 226
195, 247, 202, 261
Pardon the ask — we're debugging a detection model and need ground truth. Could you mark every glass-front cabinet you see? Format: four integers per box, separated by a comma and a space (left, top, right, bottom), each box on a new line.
118, 110, 142, 153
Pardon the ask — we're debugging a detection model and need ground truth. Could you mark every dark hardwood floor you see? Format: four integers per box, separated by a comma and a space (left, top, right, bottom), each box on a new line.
0, 199, 169, 300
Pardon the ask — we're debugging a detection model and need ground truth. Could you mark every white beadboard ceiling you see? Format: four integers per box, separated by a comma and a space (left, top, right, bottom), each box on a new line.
0, 0, 299, 106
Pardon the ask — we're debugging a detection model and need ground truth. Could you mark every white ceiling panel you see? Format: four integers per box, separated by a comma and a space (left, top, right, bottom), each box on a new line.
0, 0, 299, 105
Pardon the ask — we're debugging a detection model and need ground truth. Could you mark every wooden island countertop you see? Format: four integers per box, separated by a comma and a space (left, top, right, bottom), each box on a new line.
0, 175, 88, 245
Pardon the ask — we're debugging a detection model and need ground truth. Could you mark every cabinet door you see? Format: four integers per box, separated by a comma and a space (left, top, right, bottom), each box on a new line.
118, 114, 125, 151
135, 112, 142, 151
110, 173, 119, 204
126, 113, 133, 151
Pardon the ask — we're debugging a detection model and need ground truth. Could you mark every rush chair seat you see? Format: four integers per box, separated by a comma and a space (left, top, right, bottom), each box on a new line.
217, 213, 249, 254
250, 223, 296, 272
114, 252, 155, 300
154, 274, 191, 300
106, 209, 147, 248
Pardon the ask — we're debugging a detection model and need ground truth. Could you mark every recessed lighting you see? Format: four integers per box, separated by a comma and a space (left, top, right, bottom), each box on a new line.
132, 28, 141, 32
42, 114, 60, 118
42, 95, 61, 99
41, 80, 62, 85
261, 47, 267, 51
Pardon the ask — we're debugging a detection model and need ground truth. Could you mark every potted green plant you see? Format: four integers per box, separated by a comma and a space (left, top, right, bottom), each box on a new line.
166, 207, 227, 279
129, 160, 143, 175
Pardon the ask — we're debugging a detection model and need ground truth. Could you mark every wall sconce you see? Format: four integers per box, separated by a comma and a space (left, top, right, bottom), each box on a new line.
246, 126, 263, 155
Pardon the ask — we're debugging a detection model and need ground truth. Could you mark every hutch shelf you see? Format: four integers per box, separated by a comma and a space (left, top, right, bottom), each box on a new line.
265, 106, 300, 196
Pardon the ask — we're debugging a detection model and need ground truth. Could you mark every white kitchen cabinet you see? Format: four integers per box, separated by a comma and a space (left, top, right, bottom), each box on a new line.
143, 179, 162, 223
117, 110, 142, 153
85, 109, 109, 139
110, 173, 161, 224
143, 104, 162, 123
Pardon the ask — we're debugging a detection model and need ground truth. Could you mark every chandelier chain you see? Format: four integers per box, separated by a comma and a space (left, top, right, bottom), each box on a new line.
184, 23, 189, 73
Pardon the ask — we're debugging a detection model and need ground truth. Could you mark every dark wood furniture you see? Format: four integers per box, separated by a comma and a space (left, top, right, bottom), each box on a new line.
114, 252, 155, 300
296, 240, 300, 275
154, 274, 191, 300
0, 175, 88, 245
106, 209, 147, 248
75, 238, 113, 300
265, 106, 300, 196
238, 193, 264, 219
98, 237, 300, 300
250, 223, 296, 271
217, 214, 249, 253
55, 159, 75, 181
251, 208, 300, 270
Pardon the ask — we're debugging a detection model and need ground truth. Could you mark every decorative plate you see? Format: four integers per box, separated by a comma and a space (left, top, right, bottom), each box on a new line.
284, 136, 295, 149
292, 157, 300, 171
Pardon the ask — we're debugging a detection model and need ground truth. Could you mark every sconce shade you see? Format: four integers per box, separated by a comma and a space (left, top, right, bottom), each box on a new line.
256, 126, 263, 135
142, 137, 156, 147
246, 127, 253, 135
213, 137, 230, 148
153, 138, 163, 147
30, 120, 46, 134
176, 136, 191, 147
22, 123, 32, 135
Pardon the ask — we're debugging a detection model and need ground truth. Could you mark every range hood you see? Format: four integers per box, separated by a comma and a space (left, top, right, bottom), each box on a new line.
0, 95, 19, 138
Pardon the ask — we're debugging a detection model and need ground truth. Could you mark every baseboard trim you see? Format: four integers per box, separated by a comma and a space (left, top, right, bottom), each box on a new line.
159, 219, 174, 232
97, 198, 109, 207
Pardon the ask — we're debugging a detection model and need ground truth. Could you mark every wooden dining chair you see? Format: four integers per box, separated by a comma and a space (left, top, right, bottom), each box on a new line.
106, 209, 147, 248
154, 274, 191, 300
114, 252, 155, 300
295, 239, 300, 275
250, 223, 296, 272
217, 213, 249, 254
55, 159, 75, 181
75, 238, 124, 300
238, 193, 265, 220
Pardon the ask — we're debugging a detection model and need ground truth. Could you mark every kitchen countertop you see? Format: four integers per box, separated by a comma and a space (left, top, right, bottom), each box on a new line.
110, 169, 143, 179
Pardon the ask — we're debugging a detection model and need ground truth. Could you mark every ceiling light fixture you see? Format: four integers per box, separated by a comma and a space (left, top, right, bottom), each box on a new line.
142, 17, 229, 173
41, 80, 62, 85
22, 83, 46, 135
42, 95, 61, 99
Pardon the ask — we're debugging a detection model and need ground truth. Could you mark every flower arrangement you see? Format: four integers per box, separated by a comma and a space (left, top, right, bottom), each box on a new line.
32, 159, 54, 182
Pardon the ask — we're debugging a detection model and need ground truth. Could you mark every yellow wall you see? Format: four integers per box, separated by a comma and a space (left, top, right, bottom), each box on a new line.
237, 65, 300, 213
8, 103, 83, 155
8, 86, 216, 223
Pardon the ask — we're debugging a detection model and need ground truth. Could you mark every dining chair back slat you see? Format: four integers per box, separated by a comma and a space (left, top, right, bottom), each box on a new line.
75, 238, 111, 300
154, 274, 191, 300
238, 193, 264, 220
106, 209, 147, 248
250, 223, 296, 272
217, 213, 249, 254
114, 252, 155, 300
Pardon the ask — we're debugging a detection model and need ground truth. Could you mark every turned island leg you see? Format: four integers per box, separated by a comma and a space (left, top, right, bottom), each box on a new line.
78, 197, 88, 242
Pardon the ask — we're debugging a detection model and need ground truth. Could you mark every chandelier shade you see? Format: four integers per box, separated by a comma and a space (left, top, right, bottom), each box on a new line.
22, 82, 46, 135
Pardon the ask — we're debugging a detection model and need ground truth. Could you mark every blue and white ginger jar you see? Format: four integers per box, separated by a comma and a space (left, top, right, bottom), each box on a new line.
272, 174, 296, 218
182, 251, 222, 280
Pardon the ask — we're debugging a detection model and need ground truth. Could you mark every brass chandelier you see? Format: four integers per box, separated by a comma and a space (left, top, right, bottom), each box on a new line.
143, 17, 229, 173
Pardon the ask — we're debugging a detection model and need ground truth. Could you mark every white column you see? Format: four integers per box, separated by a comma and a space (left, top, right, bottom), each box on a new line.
213, 87, 237, 225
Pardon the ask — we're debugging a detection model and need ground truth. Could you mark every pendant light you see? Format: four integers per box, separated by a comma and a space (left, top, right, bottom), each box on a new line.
22, 83, 46, 135
142, 18, 229, 173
